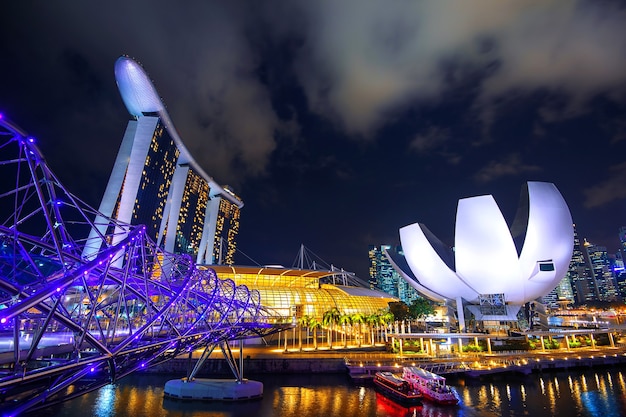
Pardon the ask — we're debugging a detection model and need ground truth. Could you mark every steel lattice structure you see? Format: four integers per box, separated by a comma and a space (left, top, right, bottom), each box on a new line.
0, 116, 277, 416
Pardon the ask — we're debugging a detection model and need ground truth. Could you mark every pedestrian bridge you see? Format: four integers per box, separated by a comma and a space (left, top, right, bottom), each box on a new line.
0, 117, 284, 415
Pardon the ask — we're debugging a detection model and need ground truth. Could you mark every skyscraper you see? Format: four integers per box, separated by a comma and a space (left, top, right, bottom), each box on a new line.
585, 243, 619, 302
619, 226, 626, 261
541, 274, 575, 309
369, 244, 420, 304
567, 226, 597, 304
83, 57, 242, 265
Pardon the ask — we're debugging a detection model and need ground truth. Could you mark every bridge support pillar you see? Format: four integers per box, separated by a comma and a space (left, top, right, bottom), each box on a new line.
166, 339, 263, 401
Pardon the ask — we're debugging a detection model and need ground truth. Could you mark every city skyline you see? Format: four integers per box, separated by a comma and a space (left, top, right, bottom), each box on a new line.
2, 1, 626, 279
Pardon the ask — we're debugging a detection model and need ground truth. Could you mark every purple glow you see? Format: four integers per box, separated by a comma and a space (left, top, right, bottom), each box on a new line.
56, 287, 61, 292
54, 200, 62, 206
28, 137, 35, 143
90, 367, 95, 372
0, 113, 3, 119
0, 318, 6, 324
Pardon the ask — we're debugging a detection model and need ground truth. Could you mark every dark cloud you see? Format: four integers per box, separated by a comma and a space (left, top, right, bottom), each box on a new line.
2, 0, 626, 277
474, 154, 542, 184
583, 162, 626, 208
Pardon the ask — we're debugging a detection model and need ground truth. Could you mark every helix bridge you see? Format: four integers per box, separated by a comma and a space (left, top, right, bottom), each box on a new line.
0, 115, 280, 416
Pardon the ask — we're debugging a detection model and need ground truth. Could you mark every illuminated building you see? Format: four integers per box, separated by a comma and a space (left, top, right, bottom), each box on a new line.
368, 245, 419, 304
542, 275, 575, 309
205, 187, 242, 265
207, 265, 397, 319
584, 242, 619, 302
567, 227, 596, 304
83, 57, 242, 265
391, 182, 574, 331
83, 56, 395, 320
619, 226, 626, 257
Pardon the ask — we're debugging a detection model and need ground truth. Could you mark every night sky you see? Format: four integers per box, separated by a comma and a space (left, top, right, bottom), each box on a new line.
2, 1, 626, 280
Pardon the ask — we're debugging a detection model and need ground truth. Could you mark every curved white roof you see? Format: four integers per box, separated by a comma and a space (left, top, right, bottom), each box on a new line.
115, 57, 164, 117
399, 181, 573, 305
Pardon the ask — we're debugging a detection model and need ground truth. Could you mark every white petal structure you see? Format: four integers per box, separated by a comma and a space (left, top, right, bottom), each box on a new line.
399, 182, 574, 305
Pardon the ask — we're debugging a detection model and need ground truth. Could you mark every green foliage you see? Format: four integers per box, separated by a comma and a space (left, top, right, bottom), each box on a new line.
388, 301, 410, 322
545, 339, 561, 349
408, 298, 435, 320
463, 343, 483, 352
322, 308, 341, 327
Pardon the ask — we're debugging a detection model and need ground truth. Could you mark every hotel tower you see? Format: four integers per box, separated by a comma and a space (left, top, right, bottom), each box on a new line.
83, 56, 242, 265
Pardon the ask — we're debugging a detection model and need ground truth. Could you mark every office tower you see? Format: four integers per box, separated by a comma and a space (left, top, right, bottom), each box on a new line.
83, 57, 242, 265
542, 274, 575, 309
369, 244, 419, 304
619, 226, 626, 258
585, 243, 619, 302
567, 227, 597, 304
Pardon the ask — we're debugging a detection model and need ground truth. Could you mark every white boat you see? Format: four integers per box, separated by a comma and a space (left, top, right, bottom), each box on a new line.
402, 366, 459, 405
372, 371, 423, 405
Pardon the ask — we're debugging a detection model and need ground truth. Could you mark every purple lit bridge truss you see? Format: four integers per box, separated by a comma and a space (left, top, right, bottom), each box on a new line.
0, 116, 283, 416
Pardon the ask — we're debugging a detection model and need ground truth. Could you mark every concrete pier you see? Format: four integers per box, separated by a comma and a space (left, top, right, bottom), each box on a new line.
163, 378, 263, 401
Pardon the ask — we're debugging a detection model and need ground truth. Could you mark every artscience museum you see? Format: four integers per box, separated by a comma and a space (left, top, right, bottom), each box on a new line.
389, 181, 574, 332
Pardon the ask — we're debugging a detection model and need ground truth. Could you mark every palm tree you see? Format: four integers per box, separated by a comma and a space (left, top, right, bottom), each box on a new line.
308, 317, 322, 350
381, 310, 394, 342
322, 307, 341, 349
351, 313, 365, 347
339, 313, 352, 348
297, 315, 310, 351
366, 313, 380, 346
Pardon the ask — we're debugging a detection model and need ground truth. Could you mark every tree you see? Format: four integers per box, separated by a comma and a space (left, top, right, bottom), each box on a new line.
297, 315, 310, 351
379, 309, 394, 342
351, 312, 365, 347
339, 313, 352, 348
322, 307, 341, 349
408, 298, 435, 328
365, 313, 380, 345
388, 301, 410, 322
308, 317, 322, 350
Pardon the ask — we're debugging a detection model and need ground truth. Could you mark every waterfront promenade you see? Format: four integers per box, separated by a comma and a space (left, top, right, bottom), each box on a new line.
147, 336, 626, 379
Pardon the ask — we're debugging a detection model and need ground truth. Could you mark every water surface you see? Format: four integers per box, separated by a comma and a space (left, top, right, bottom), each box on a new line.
37, 367, 626, 417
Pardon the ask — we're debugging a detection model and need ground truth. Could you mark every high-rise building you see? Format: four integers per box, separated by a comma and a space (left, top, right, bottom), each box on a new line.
585, 243, 619, 302
567, 227, 597, 304
369, 244, 420, 305
542, 274, 575, 309
204, 187, 242, 265
619, 226, 626, 258
83, 57, 242, 265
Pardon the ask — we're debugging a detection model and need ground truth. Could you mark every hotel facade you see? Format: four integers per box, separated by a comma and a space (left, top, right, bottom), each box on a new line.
84, 56, 396, 321
83, 56, 242, 266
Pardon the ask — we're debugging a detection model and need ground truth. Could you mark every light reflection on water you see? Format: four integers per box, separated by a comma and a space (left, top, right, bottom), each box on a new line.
37, 367, 626, 417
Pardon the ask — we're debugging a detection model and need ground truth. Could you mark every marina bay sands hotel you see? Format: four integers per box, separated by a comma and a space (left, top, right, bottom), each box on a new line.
85, 56, 394, 319
83, 57, 242, 266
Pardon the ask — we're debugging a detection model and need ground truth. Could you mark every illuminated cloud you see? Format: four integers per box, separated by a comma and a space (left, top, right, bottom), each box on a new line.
583, 161, 626, 208
295, 0, 626, 136
473, 153, 542, 183
399, 181, 574, 304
